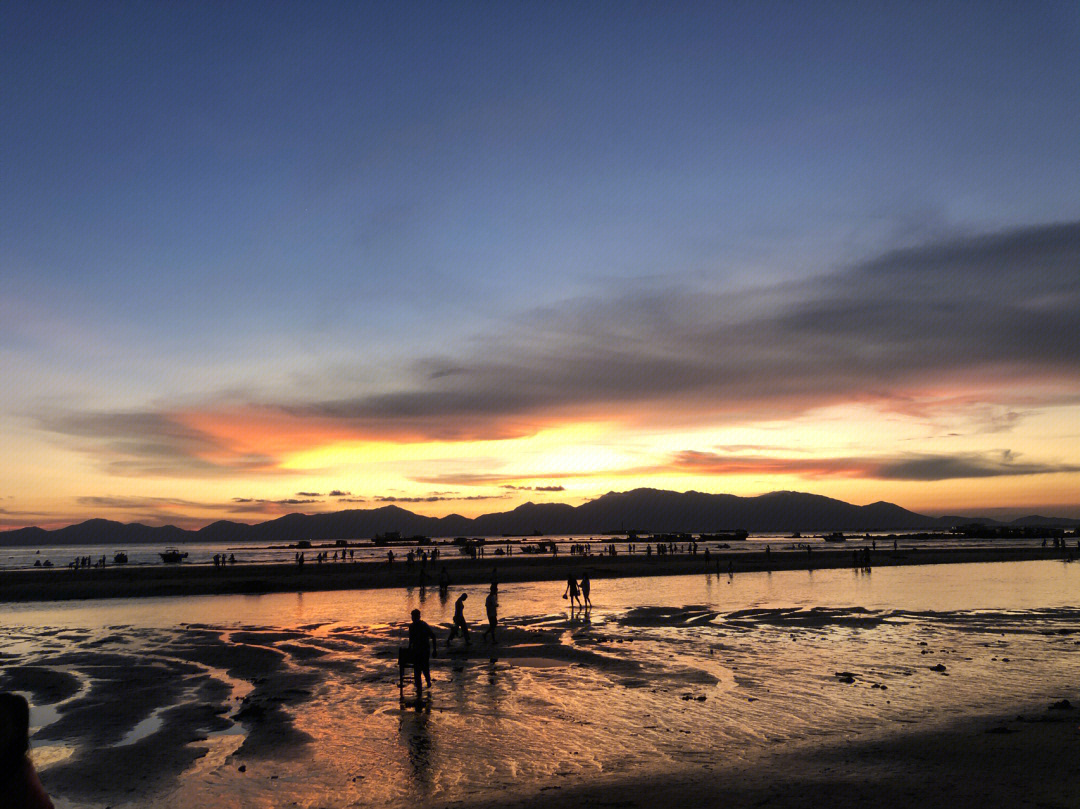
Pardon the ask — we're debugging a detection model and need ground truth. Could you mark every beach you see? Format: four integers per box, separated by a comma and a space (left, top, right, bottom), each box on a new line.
0, 543, 1069, 602
464, 707, 1080, 809
5, 559, 1079, 808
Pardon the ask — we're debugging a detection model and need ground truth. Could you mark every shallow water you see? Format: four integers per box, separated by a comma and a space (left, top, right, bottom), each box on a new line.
4, 560, 1080, 808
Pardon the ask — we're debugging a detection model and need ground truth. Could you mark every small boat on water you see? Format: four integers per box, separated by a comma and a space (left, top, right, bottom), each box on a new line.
113, 551, 128, 564
159, 548, 188, 563
699, 530, 749, 541
822, 532, 847, 542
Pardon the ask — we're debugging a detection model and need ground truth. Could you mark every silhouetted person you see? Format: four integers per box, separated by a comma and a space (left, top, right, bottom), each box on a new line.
563, 576, 582, 609
439, 565, 450, 593
448, 593, 470, 647
0, 693, 54, 809
483, 584, 498, 643
580, 571, 591, 609
407, 609, 438, 698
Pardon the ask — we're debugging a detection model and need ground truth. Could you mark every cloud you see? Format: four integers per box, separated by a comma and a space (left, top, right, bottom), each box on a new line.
296, 491, 322, 497
38, 410, 283, 477
229, 497, 322, 505
329, 490, 351, 497
535, 485, 566, 492
373, 494, 510, 503
668, 449, 1080, 481
35, 221, 1080, 473
416, 471, 587, 486
277, 220, 1080, 435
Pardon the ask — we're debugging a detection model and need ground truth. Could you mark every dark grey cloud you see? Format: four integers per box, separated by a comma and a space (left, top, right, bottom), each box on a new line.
669, 449, 1080, 481
328, 490, 351, 497
36, 221, 1080, 472
285, 221, 1080, 436
871, 452, 1080, 481
296, 491, 322, 497
67, 495, 292, 527
535, 485, 566, 492
38, 411, 281, 477
75, 495, 242, 511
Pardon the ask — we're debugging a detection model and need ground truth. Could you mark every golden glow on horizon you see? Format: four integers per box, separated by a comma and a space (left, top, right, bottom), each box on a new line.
4, 400, 1080, 529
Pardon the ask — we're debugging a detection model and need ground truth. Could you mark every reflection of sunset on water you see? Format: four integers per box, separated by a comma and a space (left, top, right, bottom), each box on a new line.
8, 562, 1080, 807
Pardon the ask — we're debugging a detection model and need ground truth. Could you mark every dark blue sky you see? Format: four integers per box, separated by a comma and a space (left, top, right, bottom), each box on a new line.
5, 3, 1077, 344
3, 2, 1080, 525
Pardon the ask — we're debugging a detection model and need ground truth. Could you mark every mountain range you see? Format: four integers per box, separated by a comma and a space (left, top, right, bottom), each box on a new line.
1, 489, 1076, 547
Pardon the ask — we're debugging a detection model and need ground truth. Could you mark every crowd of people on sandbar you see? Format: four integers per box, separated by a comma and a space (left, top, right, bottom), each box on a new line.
294, 549, 359, 566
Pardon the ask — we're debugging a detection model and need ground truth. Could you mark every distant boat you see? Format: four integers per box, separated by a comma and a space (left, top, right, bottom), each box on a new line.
113, 551, 128, 564
699, 530, 748, 541
159, 548, 188, 563
822, 532, 847, 542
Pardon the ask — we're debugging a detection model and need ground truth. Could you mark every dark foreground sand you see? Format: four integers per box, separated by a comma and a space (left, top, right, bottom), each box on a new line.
0, 545, 1067, 602
464, 703, 1080, 809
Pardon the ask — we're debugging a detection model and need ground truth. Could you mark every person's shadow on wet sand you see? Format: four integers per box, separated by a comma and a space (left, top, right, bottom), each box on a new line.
398, 701, 432, 794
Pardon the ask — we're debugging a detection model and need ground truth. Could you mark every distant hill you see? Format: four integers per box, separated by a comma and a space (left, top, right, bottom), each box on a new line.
1, 488, 1075, 547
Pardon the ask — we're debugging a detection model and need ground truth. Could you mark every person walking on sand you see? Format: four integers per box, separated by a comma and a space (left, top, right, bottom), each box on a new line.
580, 571, 592, 609
448, 592, 470, 647
407, 610, 438, 698
563, 575, 582, 609
483, 584, 498, 643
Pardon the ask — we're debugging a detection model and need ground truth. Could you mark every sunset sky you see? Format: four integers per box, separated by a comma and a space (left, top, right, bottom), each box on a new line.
3, 2, 1079, 530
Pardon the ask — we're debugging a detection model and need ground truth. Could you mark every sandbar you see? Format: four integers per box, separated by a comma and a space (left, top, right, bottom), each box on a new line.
0, 545, 1069, 602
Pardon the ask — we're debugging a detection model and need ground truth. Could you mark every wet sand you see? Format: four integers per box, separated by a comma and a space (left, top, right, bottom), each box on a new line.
10, 610, 1079, 809
0, 544, 1067, 602
8, 562, 1080, 809
463, 704, 1080, 809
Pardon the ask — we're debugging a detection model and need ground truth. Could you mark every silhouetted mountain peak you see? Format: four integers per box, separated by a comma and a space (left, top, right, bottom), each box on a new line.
4, 488, 1060, 547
